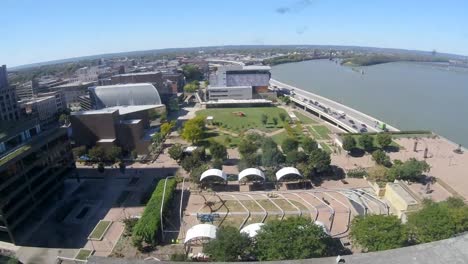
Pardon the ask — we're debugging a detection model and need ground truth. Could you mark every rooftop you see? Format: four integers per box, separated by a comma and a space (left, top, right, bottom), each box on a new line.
71, 105, 164, 116
113, 71, 160, 77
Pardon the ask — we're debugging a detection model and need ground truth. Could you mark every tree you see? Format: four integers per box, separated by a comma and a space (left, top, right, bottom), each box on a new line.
367, 165, 391, 183
372, 149, 391, 167
181, 116, 205, 143
388, 158, 430, 182
302, 138, 318, 154
88, 146, 106, 162
238, 153, 259, 171
261, 139, 284, 167
160, 121, 176, 137
183, 82, 198, 93
350, 214, 407, 252
189, 164, 208, 184
107, 146, 122, 162
308, 149, 331, 174
131, 150, 138, 160
261, 114, 268, 125
342, 135, 356, 152
286, 151, 308, 165
279, 112, 287, 122
182, 64, 203, 81
168, 144, 184, 162
212, 159, 223, 170
272, 117, 279, 126
359, 134, 374, 152
181, 149, 206, 172
254, 217, 337, 261
377, 133, 393, 149
59, 113, 69, 125
238, 137, 260, 158
408, 199, 468, 243
281, 137, 299, 154
210, 141, 227, 160
204, 226, 252, 261
72, 146, 87, 159
151, 132, 163, 145
97, 162, 105, 173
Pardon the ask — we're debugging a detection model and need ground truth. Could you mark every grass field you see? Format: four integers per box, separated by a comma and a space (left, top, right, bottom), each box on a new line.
293, 111, 317, 124
88, 220, 111, 240
308, 125, 331, 140
272, 126, 306, 145
200, 129, 241, 148
197, 107, 290, 133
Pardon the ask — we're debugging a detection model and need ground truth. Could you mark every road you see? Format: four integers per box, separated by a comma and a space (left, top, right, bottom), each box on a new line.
270, 79, 399, 133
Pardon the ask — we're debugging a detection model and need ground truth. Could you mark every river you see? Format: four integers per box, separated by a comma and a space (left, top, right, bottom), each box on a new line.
271, 59, 468, 147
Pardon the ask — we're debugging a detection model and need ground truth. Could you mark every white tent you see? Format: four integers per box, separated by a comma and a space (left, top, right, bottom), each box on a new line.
314, 221, 329, 235
240, 223, 265, 238
200, 169, 227, 182
238, 168, 265, 182
184, 224, 217, 244
275, 167, 302, 181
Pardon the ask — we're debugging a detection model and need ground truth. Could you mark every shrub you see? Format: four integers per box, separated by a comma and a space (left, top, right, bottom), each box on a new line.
132, 178, 177, 248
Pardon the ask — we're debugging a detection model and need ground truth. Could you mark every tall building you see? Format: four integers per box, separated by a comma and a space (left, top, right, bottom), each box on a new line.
0, 121, 75, 244
0, 65, 20, 121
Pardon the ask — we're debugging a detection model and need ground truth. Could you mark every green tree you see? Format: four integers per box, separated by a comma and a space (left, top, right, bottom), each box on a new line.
302, 138, 318, 154
212, 159, 223, 170
372, 149, 391, 167
279, 112, 287, 122
342, 135, 356, 152
183, 82, 198, 93
181, 116, 205, 143
261, 114, 268, 125
210, 141, 227, 160
168, 144, 184, 162
189, 164, 208, 184
107, 146, 122, 162
131, 150, 138, 160
59, 113, 69, 125
72, 146, 87, 159
359, 134, 374, 152
286, 151, 308, 166
350, 214, 407, 252
160, 121, 176, 137
151, 132, 163, 145
238, 137, 260, 158
408, 199, 468, 243
272, 117, 279, 126
367, 165, 391, 183
205, 226, 251, 261
308, 149, 331, 174
281, 137, 299, 154
254, 217, 336, 261
238, 153, 259, 170
388, 158, 430, 182
261, 139, 284, 167
97, 162, 105, 173
182, 64, 203, 81
88, 146, 106, 162
377, 133, 393, 149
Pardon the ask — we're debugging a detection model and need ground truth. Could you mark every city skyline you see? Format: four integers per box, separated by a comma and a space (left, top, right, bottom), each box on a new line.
2, 0, 468, 67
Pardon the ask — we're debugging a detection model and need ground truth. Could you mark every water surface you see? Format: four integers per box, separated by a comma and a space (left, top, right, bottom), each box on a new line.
272, 60, 468, 146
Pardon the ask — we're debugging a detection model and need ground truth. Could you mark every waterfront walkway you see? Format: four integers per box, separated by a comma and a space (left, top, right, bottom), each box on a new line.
271, 79, 399, 133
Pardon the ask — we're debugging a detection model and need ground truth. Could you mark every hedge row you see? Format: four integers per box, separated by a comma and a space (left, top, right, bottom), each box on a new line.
132, 178, 177, 248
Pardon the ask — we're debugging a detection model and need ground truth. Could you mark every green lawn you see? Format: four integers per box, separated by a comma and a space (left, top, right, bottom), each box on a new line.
293, 111, 317, 124
88, 220, 112, 240
319, 142, 332, 153
200, 129, 241, 148
307, 126, 331, 140
75, 249, 93, 261
197, 107, 289, 133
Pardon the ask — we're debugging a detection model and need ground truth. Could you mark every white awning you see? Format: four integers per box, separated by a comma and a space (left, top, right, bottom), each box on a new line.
200, 169, 227, 181
238, 168, 265, 182
275, 167, 302, 181
314, 221, 329, 235
240, 223, 265, 238
184, 224, 217, 244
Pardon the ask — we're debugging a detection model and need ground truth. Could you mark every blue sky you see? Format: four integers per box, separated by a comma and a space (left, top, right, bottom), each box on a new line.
1, 0, 467, 66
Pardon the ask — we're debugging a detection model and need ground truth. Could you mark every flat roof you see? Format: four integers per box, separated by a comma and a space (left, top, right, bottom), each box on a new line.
113, 71, 160, 77
72, 105, 163, 116
52, 81, 95, 88
205, 99, 272, 105
242, 65, 271, 71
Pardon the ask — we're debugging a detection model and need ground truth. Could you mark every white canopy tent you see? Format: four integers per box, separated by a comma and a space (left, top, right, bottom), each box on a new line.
314, 221, 329, 235
184, 224, 217, 244
238, 168, 265, 182
240, 223, 265, 238
200, 169, 227, 182
275, 167, 302, 181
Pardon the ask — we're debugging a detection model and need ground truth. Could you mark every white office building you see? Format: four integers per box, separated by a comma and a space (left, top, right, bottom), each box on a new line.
207, 86, 252, 100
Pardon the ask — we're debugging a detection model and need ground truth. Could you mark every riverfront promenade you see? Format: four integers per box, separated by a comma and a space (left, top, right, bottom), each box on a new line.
270, 79, 399, 133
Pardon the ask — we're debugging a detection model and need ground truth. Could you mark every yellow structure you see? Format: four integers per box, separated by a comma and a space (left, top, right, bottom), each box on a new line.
384, 182, 420, 218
